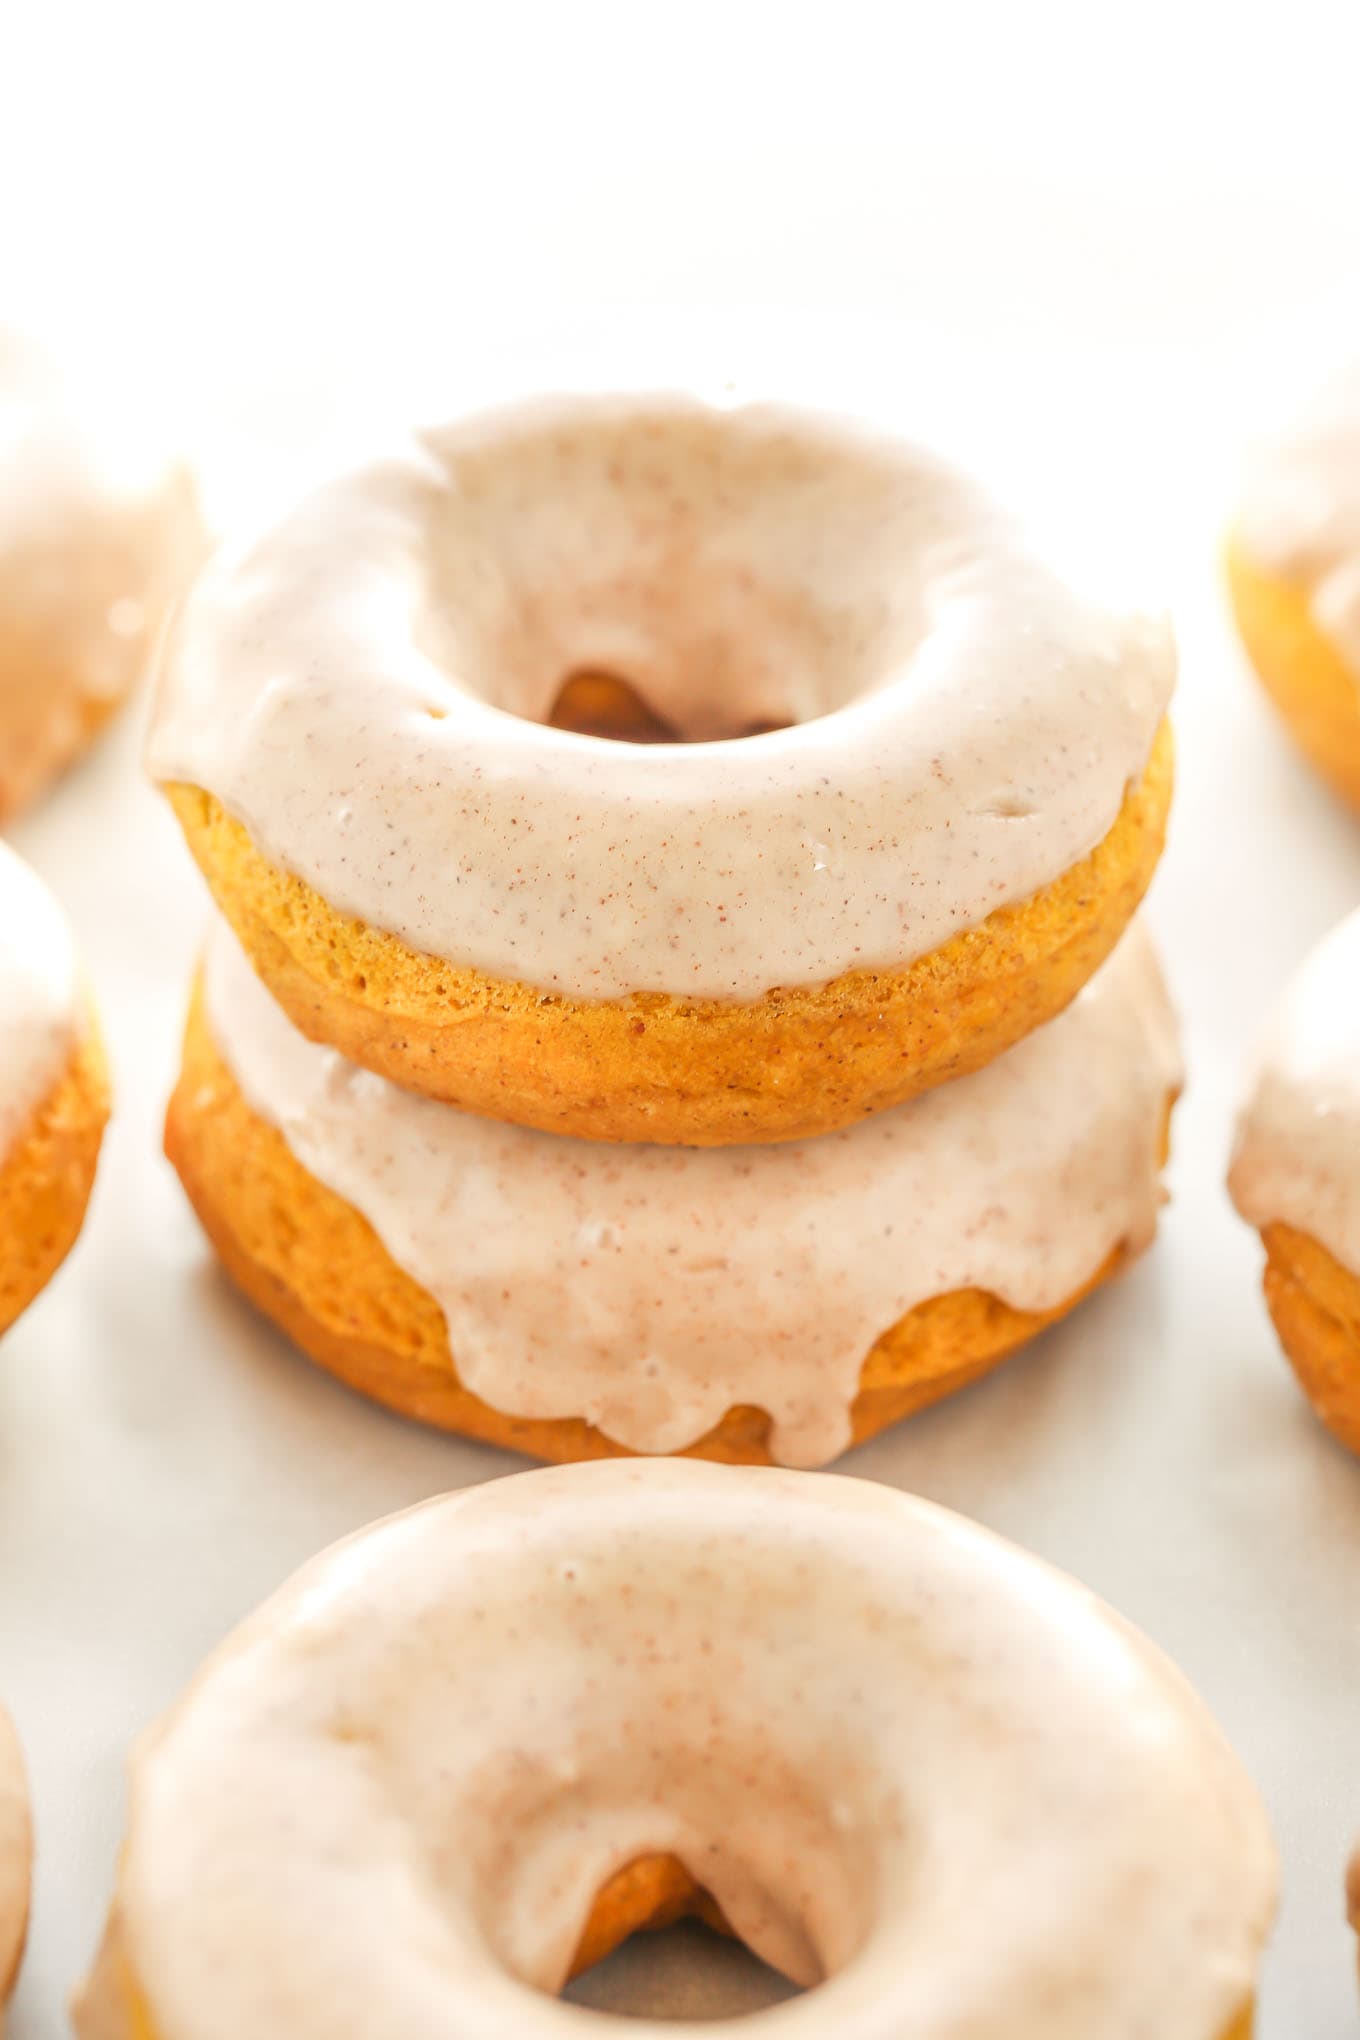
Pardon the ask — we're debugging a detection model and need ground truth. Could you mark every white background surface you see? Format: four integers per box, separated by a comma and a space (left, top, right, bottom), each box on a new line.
5, 3, 1360, 2032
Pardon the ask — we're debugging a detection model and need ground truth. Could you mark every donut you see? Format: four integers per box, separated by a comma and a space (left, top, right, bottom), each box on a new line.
166, 914, 1180, 1465
1227, 361, 1360, 809
1230, 908, 1360, 1451
0, 843, 108, 1336
148, 393, 1174, 1146
74, 1461, 1274, 2040
0, 1705, 30, 2025
0, 328, 201, 822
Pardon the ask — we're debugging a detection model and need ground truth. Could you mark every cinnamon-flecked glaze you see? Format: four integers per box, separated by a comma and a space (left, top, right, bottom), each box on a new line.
200, 917, 1179, 1465
0, 1704, 30, 2024
1230, 908, 1360, 1283
75, 1462, 1275, 2040
0, 329, 200, 821
149, 393, 1173, 1004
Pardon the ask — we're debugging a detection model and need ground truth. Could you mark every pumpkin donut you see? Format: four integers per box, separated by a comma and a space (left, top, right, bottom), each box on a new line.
149, 393, 1174, 1145
165, 915, 1179, 1465
1227, 360, 1360, 809
0, 1705, 29, 2026
0, 328, 201, 823
1230, 907, 1360, 1450
75, 1461, 1275, 2040
0, 843, 108, 1337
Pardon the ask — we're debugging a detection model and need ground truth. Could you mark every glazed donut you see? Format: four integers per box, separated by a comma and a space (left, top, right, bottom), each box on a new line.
0, 329, 200, 822
0, 1705, 30, 2027
1227, 361, 1360, 809
166, 915, 1179, 1465
0, 843, 108, 1336
75, 1461, 1274, 2040
149, 393, 1174, 1146
1230, 909, 1360, 1451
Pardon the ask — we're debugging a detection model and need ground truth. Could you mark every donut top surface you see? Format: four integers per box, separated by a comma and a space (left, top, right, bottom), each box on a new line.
1230, 906, 1360, 1277
0, 1704, 30, 2014
0, 329, 200, 796
1235, 362, 1360, 673
206, 915, 1181, 1465
149, 393, 1173, 1002
0, 844, 81, 1167
98, 1461, 1274, 2040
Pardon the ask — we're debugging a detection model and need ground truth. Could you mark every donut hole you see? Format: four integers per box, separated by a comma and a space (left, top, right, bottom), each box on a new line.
463, 1743, 870, 2017
546, 669, 790, 745
417, 400, 947, 743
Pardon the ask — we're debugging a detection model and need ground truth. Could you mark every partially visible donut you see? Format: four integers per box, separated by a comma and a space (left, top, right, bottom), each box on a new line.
0, 1705, 31, 2025
74, 1461, 1275, 2040
165, 916, 1179, 1465
1230, 908, 1360, 1448
150, 393, 1174, 1145
0, 843, 108, 1337
1228, 362, 1360, 809
0, 328, 201, 823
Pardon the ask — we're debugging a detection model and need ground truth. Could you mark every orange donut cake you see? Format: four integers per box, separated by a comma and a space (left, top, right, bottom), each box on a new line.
1230, 908, 1360, 1451
149, 394, 1174, 1145
0, 843, 108, 1337
75, 1463, 1275, 2040
166, 916, 1180, 1465
0, 329, 200, 823
0, 1704, 30, 2024
1228, 361, 1360, 809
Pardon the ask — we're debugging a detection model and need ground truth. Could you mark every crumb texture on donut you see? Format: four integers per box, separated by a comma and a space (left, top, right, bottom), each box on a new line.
1257, 1221, 1360, 1455
164, 910, 1177, 1464
0, 1027, 109, 1337
1226, 537, 1360, 809
164, 716, 1172, 1144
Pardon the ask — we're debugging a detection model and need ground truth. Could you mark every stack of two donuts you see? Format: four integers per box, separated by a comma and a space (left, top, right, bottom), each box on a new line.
71, 397, 1287, 2040
154, 392, 1182, 1469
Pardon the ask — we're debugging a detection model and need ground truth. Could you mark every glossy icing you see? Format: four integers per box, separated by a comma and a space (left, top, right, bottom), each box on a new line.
75, 1461, 1276, 2040
1230, 906, 1360, 1277
150, 393, 1173, 1002
205, 915, 1180, 1466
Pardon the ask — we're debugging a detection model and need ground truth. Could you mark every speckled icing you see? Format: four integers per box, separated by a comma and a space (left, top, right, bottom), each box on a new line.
74, 1461, 1276, 2040
149, 394, 1173, 1002
1230, 907, 1360, 1277
1235, 362, 1360, 677
206, 914, 1180, 1466
0, 843, 80, 1167
0, 1704, 30, 2023
0, 327, 200, 816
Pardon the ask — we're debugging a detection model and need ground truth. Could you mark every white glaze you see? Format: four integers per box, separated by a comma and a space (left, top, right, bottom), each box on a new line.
0, 1705, 30, 2024
206, 915, 1180, 1466
0, 843, 81, 1168
0, 327, 200, 817
1235, 361, 1360, 677
1229, 907, 1360, 1277
75, 1461, 1276, 2040
150, 393, 1173, 1002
